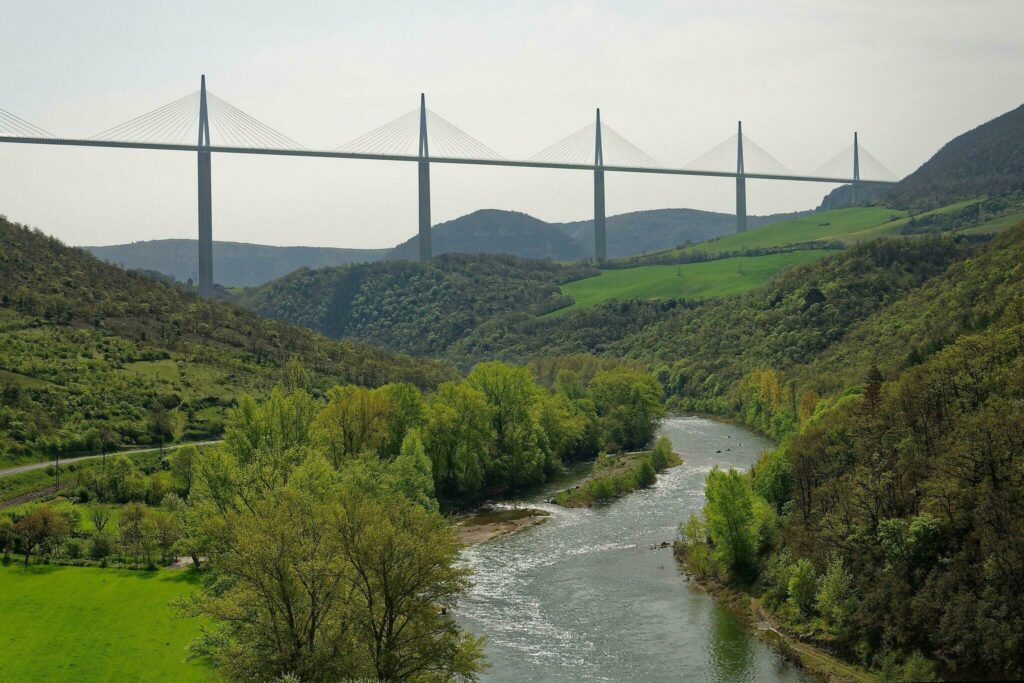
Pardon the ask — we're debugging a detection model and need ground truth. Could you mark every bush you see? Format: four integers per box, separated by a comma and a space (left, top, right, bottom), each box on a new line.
650, 436, 672, 471
90, 534, 113, 560
787, 558, 818, 617
65, 539, 82, 559
637, 458, 657, 487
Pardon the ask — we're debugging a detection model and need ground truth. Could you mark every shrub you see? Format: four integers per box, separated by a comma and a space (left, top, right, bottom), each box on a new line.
90, 534, 113, 560
636, 458, 657, 487
65, 539, 82, 559
650, 436, 672, 471
787, 558, 818, 617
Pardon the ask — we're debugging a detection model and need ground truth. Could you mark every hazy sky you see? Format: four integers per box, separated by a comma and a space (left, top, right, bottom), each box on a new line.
2, 0, 1022, 248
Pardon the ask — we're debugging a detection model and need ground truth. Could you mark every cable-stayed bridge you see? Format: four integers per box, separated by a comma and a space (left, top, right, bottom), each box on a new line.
1, 76, 897, 296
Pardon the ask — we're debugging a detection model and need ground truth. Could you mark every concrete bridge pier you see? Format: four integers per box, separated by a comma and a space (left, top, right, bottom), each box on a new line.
418, 93, 432, 262
197, 75, 214, 297
735, 121, 747, 234
594, 108, 606, 262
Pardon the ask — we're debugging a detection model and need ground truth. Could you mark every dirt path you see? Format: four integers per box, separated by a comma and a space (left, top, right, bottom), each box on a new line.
0, 440, 221, 479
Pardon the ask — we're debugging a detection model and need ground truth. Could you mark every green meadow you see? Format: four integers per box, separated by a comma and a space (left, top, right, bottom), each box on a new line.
554, 250, 828, 313
0, 565, 211, 682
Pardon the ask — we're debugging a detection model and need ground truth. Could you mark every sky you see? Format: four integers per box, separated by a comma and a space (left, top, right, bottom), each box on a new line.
2, 0, 1022, 249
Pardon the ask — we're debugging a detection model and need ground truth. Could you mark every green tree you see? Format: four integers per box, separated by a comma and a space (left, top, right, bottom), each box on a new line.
423, 382, 490, 500
650, 436, 672, 471
703, 467, 755, 574
14, 506, 70, 566
587, 367, 664, 451
467, 362, 546, 491
169, 445, 198, 497
0, 515, 14, 564
389, 429, 437, 513
815, 554, 854, 629
313, 385, 390, 466
378, 383, 426, 459
787, 558, 818, 617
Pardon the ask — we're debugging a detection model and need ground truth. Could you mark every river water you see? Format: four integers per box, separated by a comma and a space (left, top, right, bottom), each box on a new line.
457, 415, 810, 682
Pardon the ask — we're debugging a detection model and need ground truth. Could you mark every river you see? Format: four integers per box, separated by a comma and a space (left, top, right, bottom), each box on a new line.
457, 415, 811, 682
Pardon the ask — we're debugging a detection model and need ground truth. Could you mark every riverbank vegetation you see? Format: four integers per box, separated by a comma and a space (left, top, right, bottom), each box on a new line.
675, 226, 1024, 680
553, 437, 679, 507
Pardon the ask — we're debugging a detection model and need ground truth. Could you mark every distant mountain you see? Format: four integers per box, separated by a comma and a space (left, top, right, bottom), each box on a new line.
84, 239, 387, 287
885, 103, 1024, 210
386, 210, 587, 262
819, 103, 1024, 211
388, 208, 812, 262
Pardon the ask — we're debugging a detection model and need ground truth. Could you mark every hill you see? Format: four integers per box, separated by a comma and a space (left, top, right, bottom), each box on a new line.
449, 234, 975, 372
85, 239, 387, 287
388, 207, 813, 262
884, 103, 1024, 210
554, 208, 810, 259
234, 253, 597, 356
386, 210, 587, 261
0, 217, 450, 464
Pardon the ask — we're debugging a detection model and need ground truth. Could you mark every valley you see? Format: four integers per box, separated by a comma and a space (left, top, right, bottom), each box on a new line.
1, 49, 1023, 683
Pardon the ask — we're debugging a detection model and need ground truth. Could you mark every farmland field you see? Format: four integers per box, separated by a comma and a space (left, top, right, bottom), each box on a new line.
0, 565, 210, 682
554, 250, 829, 313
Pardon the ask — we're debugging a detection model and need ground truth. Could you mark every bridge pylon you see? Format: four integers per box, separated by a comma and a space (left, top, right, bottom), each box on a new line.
197, 75, 214, 297
594, 108, 606, 262
735, 121, 747, 234
852, 131, 860, 205
418, 93, 432, 262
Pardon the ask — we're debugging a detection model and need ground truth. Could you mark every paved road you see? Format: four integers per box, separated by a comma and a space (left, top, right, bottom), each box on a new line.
0, 440, 221, 479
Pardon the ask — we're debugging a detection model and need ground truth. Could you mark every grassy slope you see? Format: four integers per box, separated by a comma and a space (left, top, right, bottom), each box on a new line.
690, 206, 906, 254
0, 565, 211, 682
554, 251, 828, 313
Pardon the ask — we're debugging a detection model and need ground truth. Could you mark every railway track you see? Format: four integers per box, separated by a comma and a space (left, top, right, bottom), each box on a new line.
0, 483, 65, 509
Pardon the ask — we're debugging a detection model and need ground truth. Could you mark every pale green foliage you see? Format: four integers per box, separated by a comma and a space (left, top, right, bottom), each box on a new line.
752, 448, 793, 514
378, 382, 427, 459
704, 467, 755, 573
186, 389, 485, 682
815, 554, 854, 629
423, 381, 490, 500
390, 429, 437, 513
787, 558, 818, 616
467, 362, 547, 490
680, 513, 707, 547
750, 495, 779, 553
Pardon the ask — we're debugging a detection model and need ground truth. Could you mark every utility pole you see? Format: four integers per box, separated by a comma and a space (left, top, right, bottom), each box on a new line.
197, 75, 214, 297
594, 108, 607, 262
735, 121, 747, 233
852, 131, 860, 206
418, 94, 432, 262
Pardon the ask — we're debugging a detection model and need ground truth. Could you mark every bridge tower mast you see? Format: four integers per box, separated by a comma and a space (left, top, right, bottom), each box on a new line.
852, 131, 860, 205
197, 75, 214, 296
735, 121, 747, 233
418, 94, 432, 262
594, 108, 606, 262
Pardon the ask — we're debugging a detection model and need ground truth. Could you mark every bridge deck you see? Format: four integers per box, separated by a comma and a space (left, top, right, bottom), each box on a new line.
0, 136, 890, 185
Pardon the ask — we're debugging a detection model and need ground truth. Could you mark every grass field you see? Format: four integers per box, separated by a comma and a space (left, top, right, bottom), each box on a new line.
0, 565, 211, 682
554, 250, 829, 313
686, 206, 907, 255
